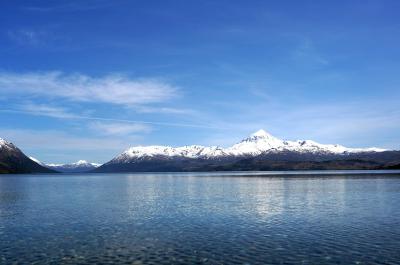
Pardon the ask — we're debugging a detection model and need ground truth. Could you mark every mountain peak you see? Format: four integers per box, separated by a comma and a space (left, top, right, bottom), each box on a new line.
75, 160, 88, 165
250, 129, 272, 138
0, 138, 17, 151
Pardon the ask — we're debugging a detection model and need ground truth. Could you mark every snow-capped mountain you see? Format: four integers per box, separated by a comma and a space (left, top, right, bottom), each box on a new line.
112, 129, 386, 162
0, 138, 56, 174
226, 130, 386, 156
45, 160, 101, 173
27, 157, 102, 173
94, 130, 396, 172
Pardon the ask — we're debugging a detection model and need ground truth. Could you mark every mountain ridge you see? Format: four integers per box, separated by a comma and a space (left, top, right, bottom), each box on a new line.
29, 157, 101, 173
111, 129, 387, 162
46, 160, 101, 173
93, 130, 396, 173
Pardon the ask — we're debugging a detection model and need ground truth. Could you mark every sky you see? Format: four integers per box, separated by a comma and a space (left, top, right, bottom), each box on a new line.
0, 0, 399, 164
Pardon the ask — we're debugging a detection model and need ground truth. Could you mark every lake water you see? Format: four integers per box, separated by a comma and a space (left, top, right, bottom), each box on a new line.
1, 171, 400, 264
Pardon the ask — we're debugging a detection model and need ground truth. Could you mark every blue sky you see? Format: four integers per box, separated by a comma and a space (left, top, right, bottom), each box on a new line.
0, 0, 399, 163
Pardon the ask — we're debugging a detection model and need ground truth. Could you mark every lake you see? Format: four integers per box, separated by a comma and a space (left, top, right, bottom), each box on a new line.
1, 171, 400, 264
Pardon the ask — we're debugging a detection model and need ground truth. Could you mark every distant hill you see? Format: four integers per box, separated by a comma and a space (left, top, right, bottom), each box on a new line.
0, 138, 57, 174
93, 129, 400, 172
45, 160, 101, 173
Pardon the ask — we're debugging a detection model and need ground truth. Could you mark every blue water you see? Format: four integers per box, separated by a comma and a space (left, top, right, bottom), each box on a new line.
1, 172, 400, 264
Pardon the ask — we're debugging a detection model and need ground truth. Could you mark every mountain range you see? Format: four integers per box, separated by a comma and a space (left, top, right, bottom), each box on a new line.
45, 160, 101, 173
1, 130, 400, 174
29, 158, 101, 173
93, 130, 400, 172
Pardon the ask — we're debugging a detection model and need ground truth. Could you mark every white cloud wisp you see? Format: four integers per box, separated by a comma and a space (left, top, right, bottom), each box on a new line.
0, 71, 178, 106
88, 122, 152, 136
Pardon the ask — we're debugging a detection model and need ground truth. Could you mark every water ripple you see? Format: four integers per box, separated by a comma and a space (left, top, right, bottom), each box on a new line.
0, 173, 400, 264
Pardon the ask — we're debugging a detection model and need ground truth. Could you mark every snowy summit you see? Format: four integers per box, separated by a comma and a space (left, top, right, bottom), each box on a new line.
0, 138, 16, 151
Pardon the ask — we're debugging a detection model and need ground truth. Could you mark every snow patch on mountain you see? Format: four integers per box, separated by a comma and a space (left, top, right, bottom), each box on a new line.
120, 145, 228, 160
29, 156, 45, 166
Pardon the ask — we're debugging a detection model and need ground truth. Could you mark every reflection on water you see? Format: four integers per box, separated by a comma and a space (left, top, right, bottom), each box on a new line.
1, 172, 400, 264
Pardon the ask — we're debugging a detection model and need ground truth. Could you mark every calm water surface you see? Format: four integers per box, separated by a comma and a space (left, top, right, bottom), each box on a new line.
1, 172, 400, 264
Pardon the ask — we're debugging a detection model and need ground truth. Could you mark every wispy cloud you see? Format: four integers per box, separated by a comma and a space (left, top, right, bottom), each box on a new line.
133, 106, 195, 115
292, 38, 329, 66
88, 122, 152, 136
0, 71, 178, 107
0, 107, 220, 129
0, 129, 126, 151
7, 29, 47, 46
18, 103, 78, 119
23, 1, 113, 12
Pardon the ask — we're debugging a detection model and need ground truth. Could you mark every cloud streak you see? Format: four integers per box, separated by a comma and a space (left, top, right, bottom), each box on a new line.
0, 108, 220, 129
23, 1, 113, 12
18, 103, 78, 119
0, 71, 178, 106
7, 29, 47, 46
88, 122, 152, 136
